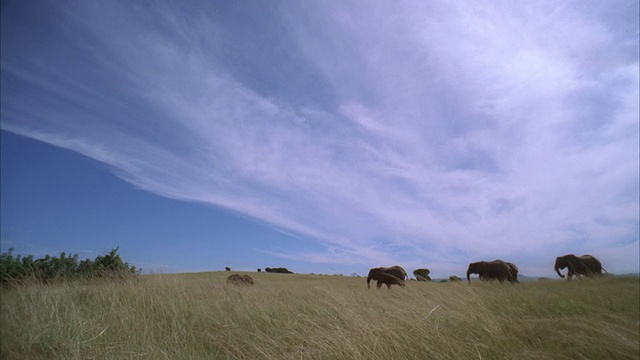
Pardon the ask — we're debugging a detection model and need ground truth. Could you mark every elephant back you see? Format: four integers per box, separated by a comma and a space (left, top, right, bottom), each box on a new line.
367, 265, 408, 288
579, 255, 603, 273
386, 265, 408, 281
227, 274, 254, 285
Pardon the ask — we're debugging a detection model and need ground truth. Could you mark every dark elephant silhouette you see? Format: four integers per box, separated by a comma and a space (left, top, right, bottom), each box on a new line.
554, 254, 605, 280
466, 260, 517, 284
367, 265, 408, 289
413, 268, 431, 281
505, 262, 519, 283
226, 274, 254, 285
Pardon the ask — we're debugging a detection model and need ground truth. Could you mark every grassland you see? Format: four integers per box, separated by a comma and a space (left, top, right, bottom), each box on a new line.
1, 272, 638, 359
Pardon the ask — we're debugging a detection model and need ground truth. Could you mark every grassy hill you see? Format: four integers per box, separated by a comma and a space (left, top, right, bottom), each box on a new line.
1, 272, 638, 359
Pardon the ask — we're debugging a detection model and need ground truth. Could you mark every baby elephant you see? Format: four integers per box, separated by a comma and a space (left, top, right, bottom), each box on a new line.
367, 265, 408, 289
226, 274, 254, 286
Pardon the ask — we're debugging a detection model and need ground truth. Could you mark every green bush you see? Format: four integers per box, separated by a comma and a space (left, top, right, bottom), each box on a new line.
264, 267, 294, 274
0, 247, 140, 285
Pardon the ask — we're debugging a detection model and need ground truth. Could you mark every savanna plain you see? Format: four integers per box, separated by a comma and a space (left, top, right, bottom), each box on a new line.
1, 272, 638, 359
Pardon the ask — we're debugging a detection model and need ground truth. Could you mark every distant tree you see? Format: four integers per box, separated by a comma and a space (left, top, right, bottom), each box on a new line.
413, 268, 431, 281
264, 267, 294, 274
225, 267, 231, 271
449, 275, 462, 282
257, 268, 262, 272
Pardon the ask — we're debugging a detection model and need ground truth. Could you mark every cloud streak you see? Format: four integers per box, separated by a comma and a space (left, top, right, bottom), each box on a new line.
2, 0, 638, 276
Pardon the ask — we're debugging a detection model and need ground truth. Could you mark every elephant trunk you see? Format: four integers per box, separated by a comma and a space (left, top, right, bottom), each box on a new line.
367, 272, 373, 289
555, 264, 565, 278
466, 268, 472, 283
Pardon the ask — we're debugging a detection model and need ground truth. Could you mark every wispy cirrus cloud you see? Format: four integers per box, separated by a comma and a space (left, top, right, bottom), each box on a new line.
1, 0, 637, 276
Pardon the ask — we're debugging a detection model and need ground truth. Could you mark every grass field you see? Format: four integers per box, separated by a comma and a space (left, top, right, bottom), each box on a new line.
1, 272, 638, 359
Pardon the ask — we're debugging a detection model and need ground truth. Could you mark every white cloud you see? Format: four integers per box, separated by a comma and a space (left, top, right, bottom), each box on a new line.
2, 0, 638, 276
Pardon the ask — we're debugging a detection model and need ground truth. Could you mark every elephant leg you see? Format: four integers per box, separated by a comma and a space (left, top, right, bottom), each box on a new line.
376, 280, 383, 289
386, 283, 392, 289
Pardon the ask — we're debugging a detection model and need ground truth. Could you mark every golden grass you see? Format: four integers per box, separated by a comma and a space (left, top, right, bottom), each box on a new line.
1, 272, 638, 359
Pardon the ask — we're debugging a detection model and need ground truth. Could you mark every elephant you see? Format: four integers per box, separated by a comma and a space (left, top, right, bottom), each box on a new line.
466, 260, 517, 284
413, 268, 431, 282
226, 274, 254, 285
505, 262, 519, 283
367, 266, 408, 289
554, 254, 605, 280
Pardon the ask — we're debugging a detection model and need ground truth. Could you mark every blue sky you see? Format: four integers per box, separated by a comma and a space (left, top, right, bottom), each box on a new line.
1, 0, 638, 278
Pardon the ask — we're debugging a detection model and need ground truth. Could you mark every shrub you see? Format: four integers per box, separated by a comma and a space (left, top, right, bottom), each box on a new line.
0, 247, 139, 285
264, 267, 294, 274
225, 267, 231, 271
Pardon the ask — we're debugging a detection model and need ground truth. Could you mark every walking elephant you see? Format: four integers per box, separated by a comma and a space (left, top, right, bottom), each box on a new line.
466, 260, 517, 284
554, 254, 605, 280
367, 266, 408, 289
226, 274, 254, 285
413, 268, 431, 282
506, 262, 519, 283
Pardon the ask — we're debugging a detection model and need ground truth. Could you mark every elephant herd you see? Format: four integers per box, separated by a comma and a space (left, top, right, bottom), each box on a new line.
226, 254, 606, 288
367, 254, 606, 289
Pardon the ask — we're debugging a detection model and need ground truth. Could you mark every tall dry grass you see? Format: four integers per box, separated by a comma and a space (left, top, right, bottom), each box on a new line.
1, 272, 638, 359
